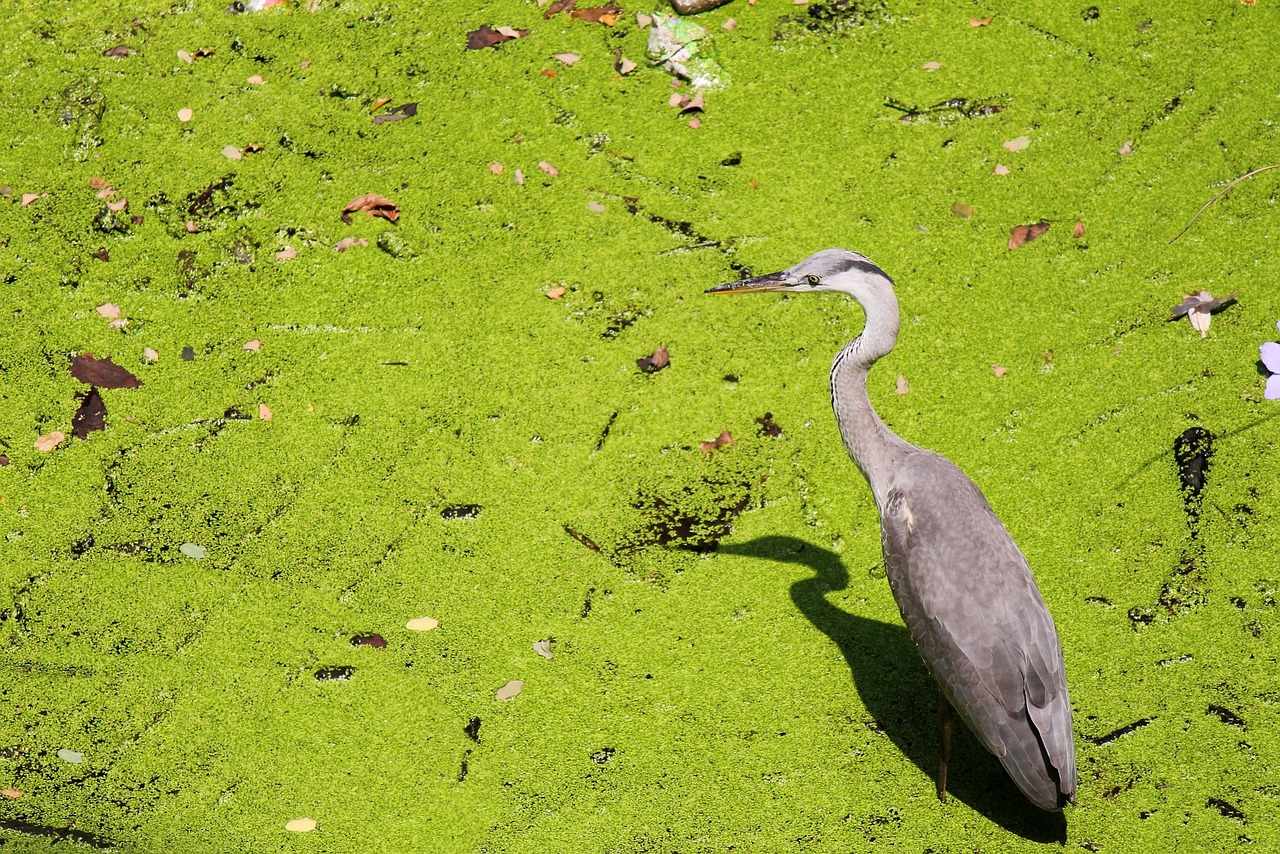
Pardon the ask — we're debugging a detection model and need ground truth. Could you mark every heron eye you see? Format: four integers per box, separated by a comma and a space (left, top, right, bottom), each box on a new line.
805, 274, 820, 286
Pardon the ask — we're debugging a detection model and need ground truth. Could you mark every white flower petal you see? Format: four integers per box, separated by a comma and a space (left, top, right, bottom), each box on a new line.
1261, 341, 1280, 373
1267, 373, 1280, 401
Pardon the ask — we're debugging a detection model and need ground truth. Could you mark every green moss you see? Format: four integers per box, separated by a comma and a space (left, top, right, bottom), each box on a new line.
3, 0, 1280, 850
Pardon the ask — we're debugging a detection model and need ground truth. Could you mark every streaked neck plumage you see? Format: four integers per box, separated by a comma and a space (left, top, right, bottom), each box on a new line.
829, 282, 912, 510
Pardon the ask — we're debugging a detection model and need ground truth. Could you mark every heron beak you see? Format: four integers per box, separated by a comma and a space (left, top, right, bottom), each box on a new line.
705, 271, 792, 294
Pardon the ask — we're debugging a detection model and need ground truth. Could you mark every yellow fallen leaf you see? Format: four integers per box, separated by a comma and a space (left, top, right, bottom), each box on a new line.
285, 818, 317, 833
406, 616, 439, 631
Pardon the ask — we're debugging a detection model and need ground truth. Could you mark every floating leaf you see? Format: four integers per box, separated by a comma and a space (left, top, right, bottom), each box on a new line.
613, 50, 637, 75
921, 61, 941, 71
495, 679, 524, 701
341, 194, 399, 224
35, 432, 66, 453
0, 788, 20, 799
285, 818, 317, 833
951, 202, 974, 218
103, 45, 135, 57
221, 145, 242, 160
570, 2, 621, 25
754, 413, 782, 437
993, 163, 1010, 175
143, 347, 159, 362
258, 403, 273, 421
537, 161, 559, 176
177, 107, 194, 122
1002, 136, 1031, 152
466, 24, 529, 50
544, 0, 577, 17
553, 53, 581, 66
406, 616, 439, 631
1073, 220, 1085, 238
637, 345, 669, 373
372, 102, 417, 125
243, 340, 262, 351
275, 246, 296, 261
96, 303, 122, 319
246, 74, 265, 85
351, 633, 387, 648
179, 542, 207, 559
335, 237, 369, 252
1118, 139, 1133, 156
699, 430, 735, 454
970, 15, 994, 26
896, 374, 910, 394
70, 354, 141, 388
587, 200, 605, 213
57, 748, 84, 764
533, 639, 554, 659
992, 365, 1008, 377
546, 286, 566, 299
1008, 221, 1050, 249
72, 389, 106, 439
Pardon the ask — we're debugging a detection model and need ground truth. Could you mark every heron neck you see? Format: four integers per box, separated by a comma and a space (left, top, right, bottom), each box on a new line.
830, 301, 908, 510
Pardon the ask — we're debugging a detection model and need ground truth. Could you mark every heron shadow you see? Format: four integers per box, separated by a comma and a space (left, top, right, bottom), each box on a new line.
717, 535, 1066, 842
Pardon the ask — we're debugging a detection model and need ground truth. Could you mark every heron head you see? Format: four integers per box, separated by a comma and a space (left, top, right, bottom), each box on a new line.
706, 249, 894, 298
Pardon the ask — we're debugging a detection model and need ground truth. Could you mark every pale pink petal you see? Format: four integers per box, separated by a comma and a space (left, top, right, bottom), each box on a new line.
1260, 341, 1280, 373
1267, 374, 1280, 400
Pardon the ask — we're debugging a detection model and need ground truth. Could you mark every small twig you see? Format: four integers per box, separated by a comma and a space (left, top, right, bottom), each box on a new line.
1170, 164, 1280, 244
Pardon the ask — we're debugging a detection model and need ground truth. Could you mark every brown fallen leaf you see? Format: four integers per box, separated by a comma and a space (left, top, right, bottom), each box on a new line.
89, 176, 111, 190
246, 74, 265, 85
72, 389, 106, 439
513, 168, 525, 186
91, 248, 109, 262
992, 365, 1008, 377
544, 0, 577, 17
466, 24, 530, 50
372, 97, 392, 111
70, 354, 141, 388
553, 53, 581, 66
571, 2, 621, 25
244, 143, 264, 154
0, 788, 20, 799
896, 374, 910, 394
20, 193, 46, 207
335, 237, 369, 252
106, 198, 128, 212
143, 348, 159, 362
754, 413, 783, 437
538, 161, 559, 176
495, 679, 524, 701
1008, 221, 1050, 249
687, 118, 702, 129
372, 102, 417, 125
243, 339, 262, 351
546, 286, 566, 299
489, 163, 504, 175
35, 432, 66, 453
177, 49, 194, 64
1073, 220, 1085, 238
699, 430, 735, 455
341, 194, 399, 224
95, 303, 121, 319
275, 247, 297, 261
637, 345, 669, 373
969, 15, 994, 26
951, 202, 974, 218
103, 45, 135, 57
613, 49, 637, 75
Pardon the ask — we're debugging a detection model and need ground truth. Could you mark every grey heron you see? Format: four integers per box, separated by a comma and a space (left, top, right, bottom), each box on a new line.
708, 249, 1077, 811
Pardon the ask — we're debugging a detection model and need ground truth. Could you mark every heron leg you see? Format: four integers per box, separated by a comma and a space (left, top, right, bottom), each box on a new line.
936, 695, 955, 804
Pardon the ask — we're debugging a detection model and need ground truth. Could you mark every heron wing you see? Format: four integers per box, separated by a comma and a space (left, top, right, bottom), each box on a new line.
879, 455, 1075, 808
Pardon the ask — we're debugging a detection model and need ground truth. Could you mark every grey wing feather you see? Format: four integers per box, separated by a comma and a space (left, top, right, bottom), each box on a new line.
880, 453, 1076, 810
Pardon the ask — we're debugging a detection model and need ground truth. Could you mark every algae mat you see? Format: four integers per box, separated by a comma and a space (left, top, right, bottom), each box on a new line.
2, 0, 1280, 850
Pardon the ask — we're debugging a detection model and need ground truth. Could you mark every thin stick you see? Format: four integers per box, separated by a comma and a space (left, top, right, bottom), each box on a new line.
1170, 164, 1280, 244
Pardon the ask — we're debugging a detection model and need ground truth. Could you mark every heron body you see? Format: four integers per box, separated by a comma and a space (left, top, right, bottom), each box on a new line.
709, 249, 1077, 811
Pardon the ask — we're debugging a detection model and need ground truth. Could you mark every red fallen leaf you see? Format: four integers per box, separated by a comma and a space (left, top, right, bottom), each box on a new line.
72, 388, 106, 439
372, 102, 417, 125
699, 430, 736, 454
103, 45, 135, 57
1008, 221, 1050, 249
571, 2, 621, 25
91, 248, 110, 262
1073, 220, 1085, 238
341, 194, 399, 224
70, 354, 141, 389
637, 345, 669, 373
466, 24, 529, 50
544, 0, 577, 17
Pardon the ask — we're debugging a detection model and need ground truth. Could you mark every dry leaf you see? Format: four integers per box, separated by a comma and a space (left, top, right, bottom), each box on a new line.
533, 639, 554, 659
143, 348, 159, 362
35, 431, 66, 453
177, 49, 193, 63
106, 198, 128, 212
466, 24, 530, 50
1073, 220, 1085, 238
96, 303, 122, 319
570, 2, 621, 25
587, 200, 605, 213
637, 345, 669, 373
969, 15, 994, 26
275, 246, 297, 261
0, 789, 20, 799
636, 12, 652, 26
1008, 221, 1050, 249
992, 365, 1007, 377
993, 163, 1010, 176
1003, 136, 1031, 152
89, 176, 111, 190
258, 403, 273, 421
896, 374, 910, 394
406, 616, 439, 631
246, 74, 265, 85
489, 162, 504, 175
177, 107, 194, 122
20, 193, 46, 206
185, 220, 199, 233
372, 102, 417, 124
553, 53, 581, 65
544, 0, 577, 17
495, 679, 524, 701
243, 339, 262, 351
335, 237, 369, 252
951, 202, 974, 218
103, 45, 135, 57
722, 17, 737, 30
699, 430, 736, 455
513, 168, 525, 186
1118, 139, 1133, 156
244, 144, 264, 154
372, 97, 392, 111
72, 389, 106, 440
70, 354, 141, 388
546, 287, 566, 300
340, 194, 399, 224
285, 818, 317, 833
613, 50, 637, 75
687, 118, 702, 129
221, 145, 243, 160
922, 61, 941, 71
538, 161, 559, 176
